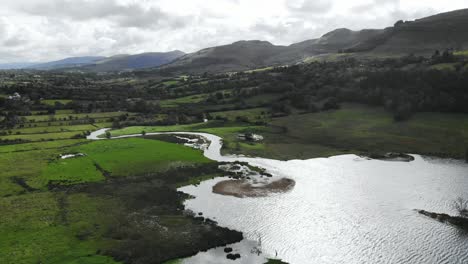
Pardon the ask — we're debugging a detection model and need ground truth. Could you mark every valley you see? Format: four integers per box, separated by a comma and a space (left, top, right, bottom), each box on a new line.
2, 7, 468, 264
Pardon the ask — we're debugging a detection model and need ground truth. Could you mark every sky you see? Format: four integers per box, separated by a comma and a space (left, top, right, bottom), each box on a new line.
0, 0, 467, 63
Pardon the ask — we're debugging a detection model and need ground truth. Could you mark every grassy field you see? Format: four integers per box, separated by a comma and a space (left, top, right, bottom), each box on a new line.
264, 104, 468, 159
75, 138, 211, 177
454, 50, 468, 56
24, 112, 130, 122
159, 93, 209, 107
0, 192, 120, 264
0, 134, 237, 263
41, 99, 73, 106
0, 135, 212, 196
0, 111, 128, 142
210, 107, 270, 122
430, 63, 458, 71
8, 124, 108, 135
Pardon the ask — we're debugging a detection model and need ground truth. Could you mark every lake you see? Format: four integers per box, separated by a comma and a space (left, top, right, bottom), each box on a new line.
179, 134, 468, 264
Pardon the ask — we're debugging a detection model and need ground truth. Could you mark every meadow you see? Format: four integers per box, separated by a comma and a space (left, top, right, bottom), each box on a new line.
0, 133, 234, 264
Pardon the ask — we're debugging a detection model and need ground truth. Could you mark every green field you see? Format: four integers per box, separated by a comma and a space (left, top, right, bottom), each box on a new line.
211, 107, 270, 122
24, 112, 130, 122
0, 192, 121, 264
76, 138, 211, 177
263, 104, 468, 159
454, 50, 468, 56
159, 94, 209, 107
430, 63, 458, 71
41, 99, 73, 106
0, 136, 211, 197
0, 134, 233, 263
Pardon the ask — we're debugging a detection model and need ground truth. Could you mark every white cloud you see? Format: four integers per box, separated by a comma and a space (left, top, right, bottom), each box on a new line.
0, 0, 466, 63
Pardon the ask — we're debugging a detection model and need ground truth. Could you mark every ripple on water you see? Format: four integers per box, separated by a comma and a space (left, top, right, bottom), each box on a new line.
180, 153, 468, 264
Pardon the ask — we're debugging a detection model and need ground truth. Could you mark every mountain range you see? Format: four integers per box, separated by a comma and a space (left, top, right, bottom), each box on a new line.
1, 8, 467, 73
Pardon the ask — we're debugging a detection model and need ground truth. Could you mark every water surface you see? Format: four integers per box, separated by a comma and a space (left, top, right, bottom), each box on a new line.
88, 130, 468, 263
179, 137, 468, 264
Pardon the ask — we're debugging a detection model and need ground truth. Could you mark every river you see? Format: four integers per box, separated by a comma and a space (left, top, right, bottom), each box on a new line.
88, 129, 468, 264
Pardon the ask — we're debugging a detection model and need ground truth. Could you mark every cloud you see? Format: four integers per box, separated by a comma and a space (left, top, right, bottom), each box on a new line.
19, 0, 189, 29
287, 0, 333, 14
0, 0, 466, 63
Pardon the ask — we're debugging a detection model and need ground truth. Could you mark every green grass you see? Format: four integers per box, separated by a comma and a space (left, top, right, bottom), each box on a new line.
0, 135, 212, 195
268, 103, 468, 159
0, 131, 86, 141
24, 112, 131, 122
38, 156, 105, 186
159, 94, 210, 107
41, 99, 72, 106
244, 66, 274, 73
9, 124, 104, 135
75, 138, 212, 177
454, 50, 468, 56
0, 192, 121, 264
210, 107, 270, 122
162, 80, 180, 86
0, 139, 86, 153
430, 63, 458, 71
162, 259, 182, 264
0, 142, 74, 196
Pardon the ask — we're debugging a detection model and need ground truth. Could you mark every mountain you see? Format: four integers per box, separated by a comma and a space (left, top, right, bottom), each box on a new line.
162, 41, 291, 73
346, 8, 468, 54
28, 56, 106, 70
82, 51, 185, 72
159, 9, 468, 73
8, 51, 185, 72
160, 31, 380, 73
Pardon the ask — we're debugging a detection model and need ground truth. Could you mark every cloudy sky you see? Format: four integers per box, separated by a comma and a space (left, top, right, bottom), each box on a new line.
0, 0, 467, 63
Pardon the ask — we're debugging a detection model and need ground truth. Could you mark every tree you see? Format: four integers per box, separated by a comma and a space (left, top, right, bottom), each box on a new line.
141, 130, 146, 136
105, 131, 111, 139
394, 20, 404, 27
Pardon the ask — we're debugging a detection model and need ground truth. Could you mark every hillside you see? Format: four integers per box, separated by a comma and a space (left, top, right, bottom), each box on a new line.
9, 51, 185, 72
159, 9, 468, 73
28, 56, 106, 70
159, 29, 383, 73
347, 8, 468, 55
82, 50, 185, 72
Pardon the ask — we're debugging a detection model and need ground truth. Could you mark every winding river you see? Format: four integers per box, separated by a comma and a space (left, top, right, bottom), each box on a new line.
88, 129, 468, 264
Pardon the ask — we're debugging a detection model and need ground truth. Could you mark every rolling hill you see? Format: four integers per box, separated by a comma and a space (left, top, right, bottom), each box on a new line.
158, 29, 382, 73
159, 8, 468, 73
27, 56, 106, 70
11, 51, 185, 72
346, 8, 468, 55
82, 50, 185, 72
